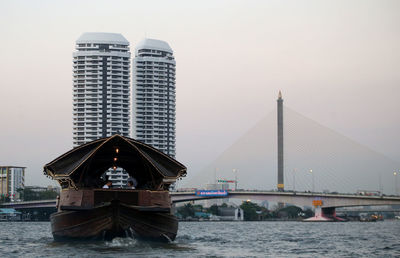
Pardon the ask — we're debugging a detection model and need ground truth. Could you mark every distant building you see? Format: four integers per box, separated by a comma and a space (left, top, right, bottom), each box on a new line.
260, 200, 269, 209
205, 183, 230, 207
72, 32, 131, 187
206, 183, 230, 191
218, 207, 244, 221
132, 38, 176, 157
0, 208, 22, 221
0, 166, 25, 201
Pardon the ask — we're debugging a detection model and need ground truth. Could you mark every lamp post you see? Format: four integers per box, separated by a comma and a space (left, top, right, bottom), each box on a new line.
310, 169, 314, 193
394, 172, 398, 195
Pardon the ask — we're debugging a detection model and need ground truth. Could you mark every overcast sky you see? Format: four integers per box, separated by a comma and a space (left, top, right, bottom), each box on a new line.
0, 0, 399, 187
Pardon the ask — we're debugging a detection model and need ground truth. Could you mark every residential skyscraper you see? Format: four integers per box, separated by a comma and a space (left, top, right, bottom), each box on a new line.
73, 32, 131, 146
132, 39, 176, 158
72, 32, 131, 187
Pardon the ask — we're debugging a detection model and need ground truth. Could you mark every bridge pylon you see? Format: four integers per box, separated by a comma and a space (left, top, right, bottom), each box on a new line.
277, 91, 284, 192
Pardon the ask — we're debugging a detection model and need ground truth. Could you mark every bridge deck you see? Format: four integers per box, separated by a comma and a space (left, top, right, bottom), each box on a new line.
1, 191, 400, 209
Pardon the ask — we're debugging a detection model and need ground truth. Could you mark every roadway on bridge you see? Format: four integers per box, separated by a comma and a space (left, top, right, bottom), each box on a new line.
4, 191, 400, 210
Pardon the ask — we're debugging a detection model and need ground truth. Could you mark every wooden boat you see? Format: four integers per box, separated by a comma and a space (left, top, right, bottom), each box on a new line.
43, 134, 186, 241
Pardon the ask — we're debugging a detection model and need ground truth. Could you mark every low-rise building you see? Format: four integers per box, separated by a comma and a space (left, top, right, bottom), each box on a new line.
0, 208, 22, 221
218, 207, 244, 221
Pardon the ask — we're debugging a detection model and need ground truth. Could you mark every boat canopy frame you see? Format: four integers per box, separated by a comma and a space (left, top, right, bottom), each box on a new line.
44, 135, 186, 190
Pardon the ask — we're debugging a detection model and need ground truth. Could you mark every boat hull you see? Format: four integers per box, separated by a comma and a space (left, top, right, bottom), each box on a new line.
51, 201, 178, 242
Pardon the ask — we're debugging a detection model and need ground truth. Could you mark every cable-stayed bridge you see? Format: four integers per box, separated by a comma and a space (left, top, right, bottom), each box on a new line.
181, 96, 399, 196
173, 93, 400, 220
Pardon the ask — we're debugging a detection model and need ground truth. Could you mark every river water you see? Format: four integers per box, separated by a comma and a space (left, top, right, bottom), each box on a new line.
0, 221, 399, 257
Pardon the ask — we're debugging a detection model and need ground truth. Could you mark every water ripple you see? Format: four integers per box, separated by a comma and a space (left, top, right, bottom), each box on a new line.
0, 221, 399, 257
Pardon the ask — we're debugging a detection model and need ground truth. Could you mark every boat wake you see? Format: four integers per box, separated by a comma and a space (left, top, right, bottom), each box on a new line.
105, 237, 139, 248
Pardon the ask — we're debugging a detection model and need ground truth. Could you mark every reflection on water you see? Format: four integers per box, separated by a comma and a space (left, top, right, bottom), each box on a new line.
0, 221, 399, 257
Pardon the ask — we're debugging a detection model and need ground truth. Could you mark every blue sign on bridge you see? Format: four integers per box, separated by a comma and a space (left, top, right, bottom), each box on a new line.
195, 190, 228, 197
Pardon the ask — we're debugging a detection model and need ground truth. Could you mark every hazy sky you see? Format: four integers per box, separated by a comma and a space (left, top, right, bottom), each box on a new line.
0, 0, 399, 186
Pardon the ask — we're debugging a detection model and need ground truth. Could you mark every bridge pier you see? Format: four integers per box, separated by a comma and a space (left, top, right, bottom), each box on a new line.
303, 206, 346, 222
303, 206, 331, 221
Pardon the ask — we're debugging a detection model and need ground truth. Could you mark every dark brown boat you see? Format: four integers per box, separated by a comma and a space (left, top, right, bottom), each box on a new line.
43, 134, 186, 241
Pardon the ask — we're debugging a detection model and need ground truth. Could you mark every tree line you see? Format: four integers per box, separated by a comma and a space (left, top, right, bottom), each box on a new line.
176, 201, 314, 221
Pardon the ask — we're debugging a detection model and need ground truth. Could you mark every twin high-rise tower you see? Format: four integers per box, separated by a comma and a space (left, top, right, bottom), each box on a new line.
72, 33, 131, 146
72, 32, 176, 185
132, 39, 176, 158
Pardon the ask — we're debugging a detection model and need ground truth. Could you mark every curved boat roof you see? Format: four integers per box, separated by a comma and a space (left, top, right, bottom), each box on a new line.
43, 135, 186, 188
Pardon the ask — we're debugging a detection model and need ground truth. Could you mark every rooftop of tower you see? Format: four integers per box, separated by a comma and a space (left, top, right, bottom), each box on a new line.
76, 32, 129, 45
136, 38, 172, 53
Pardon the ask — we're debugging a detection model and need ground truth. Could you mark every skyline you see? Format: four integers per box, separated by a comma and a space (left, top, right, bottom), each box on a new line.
0, 0, 399, 188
